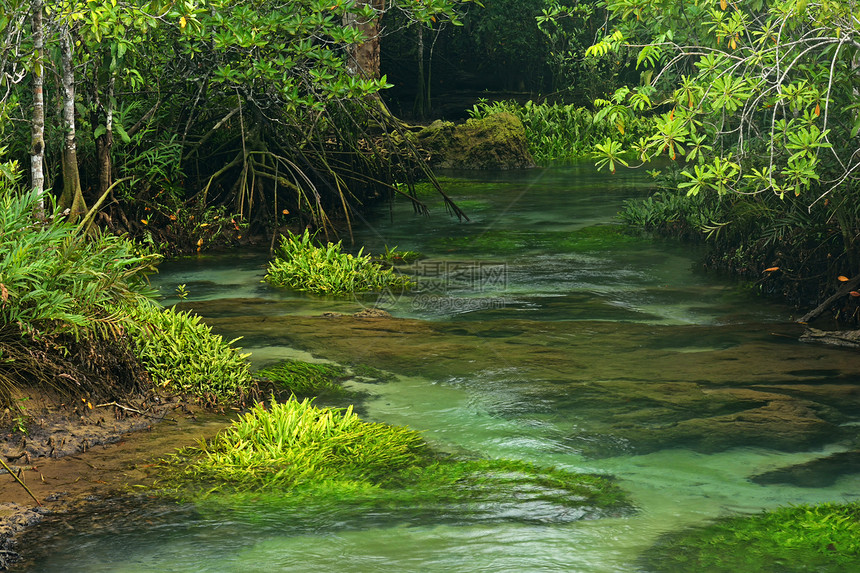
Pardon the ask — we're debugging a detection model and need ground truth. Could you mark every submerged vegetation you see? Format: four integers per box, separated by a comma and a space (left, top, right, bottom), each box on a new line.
265, 230, 415, 295
168, 397, 630, 523
643, 502, 860, 572
256, 360, 349, 398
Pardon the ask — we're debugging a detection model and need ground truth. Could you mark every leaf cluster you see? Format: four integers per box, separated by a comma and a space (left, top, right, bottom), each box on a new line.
0, 185, 159, 339
264, 229, 415, 295
127, 303, 253, 402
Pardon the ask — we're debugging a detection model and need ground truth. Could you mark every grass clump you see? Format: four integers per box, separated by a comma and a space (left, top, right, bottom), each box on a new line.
376, 245, 421, 265
168, 397, 631, 525
643, 502, 860, 572
177, 397, 428, 489
256, 360, 349, 397
265, 230, 414, 295
128, 304, 253, 402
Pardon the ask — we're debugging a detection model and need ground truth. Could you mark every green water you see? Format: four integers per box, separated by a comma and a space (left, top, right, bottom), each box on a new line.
22, 165, 860, 572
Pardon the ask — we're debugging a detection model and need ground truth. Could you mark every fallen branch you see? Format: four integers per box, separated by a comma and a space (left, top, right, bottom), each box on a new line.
797, 273, 860, 323
0, 457, 41, 506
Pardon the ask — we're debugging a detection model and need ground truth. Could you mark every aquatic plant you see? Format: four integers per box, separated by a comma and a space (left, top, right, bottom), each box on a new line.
265, 230, 414, 295
128, 304, 253, 402
256, 360, 349, 397
377, 245, 422, 265
167, 397, 631, 525
642, 502, 860, 572
176, 397, 429, 489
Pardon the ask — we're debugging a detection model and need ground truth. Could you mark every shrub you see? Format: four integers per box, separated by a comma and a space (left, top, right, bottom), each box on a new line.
264, 230, 414, 295
0, 187, 159, 338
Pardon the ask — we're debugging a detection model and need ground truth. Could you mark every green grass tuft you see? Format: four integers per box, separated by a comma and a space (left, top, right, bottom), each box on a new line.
128, 304, 253, 402
264, 230, 414, 295
175, 397, 429, 489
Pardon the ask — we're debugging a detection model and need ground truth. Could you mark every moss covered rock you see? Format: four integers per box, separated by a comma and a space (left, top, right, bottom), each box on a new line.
416, 112, 535, 169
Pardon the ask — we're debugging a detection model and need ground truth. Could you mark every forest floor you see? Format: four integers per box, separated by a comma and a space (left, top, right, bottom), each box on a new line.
0, 395, 234, 570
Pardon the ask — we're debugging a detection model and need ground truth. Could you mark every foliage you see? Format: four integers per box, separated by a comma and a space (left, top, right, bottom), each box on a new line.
175, 397, 429, 489
619, 188, 726, 240
0, 185, 159, 339
256, 359, 349, 398
1, 0, 472, 250
128, 303, 253, 402
168, 396, 631, 523
591, 0, 860, 312
265, 230, 415, 295
377, 245, 422, 265
642, 502, 860, 572
467, 99, 653, 163
536, 1, 635, 99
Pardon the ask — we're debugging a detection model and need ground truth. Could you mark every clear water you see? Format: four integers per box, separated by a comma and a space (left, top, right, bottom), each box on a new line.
23, 164, 860, 572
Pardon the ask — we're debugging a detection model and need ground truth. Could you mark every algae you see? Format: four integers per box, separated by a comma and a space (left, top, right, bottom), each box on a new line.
430, 225, 640, 255
641, 502, 860, 572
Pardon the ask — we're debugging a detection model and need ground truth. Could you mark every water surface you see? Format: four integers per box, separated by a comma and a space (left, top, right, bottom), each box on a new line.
23, 164, 860, 572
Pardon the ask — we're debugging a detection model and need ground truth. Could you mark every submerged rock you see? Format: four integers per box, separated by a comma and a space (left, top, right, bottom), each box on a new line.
751, 450, 860, 487
800, 327, 860, 348
416, 112, 535, 169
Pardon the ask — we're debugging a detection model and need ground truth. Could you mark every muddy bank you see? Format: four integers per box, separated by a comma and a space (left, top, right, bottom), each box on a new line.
0, 400, 235, 570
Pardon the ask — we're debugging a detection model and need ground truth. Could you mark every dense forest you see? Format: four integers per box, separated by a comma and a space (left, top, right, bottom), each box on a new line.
0, 1, 857, 314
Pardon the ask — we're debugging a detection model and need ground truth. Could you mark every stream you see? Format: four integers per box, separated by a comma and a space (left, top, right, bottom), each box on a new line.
21, 164, 860, 572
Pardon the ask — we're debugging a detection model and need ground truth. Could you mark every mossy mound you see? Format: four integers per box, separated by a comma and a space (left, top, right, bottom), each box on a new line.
642, 502, 860, 572
416, 112, 535, 170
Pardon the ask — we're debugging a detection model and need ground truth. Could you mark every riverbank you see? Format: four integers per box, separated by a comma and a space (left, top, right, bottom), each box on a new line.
0, 398, 234, 570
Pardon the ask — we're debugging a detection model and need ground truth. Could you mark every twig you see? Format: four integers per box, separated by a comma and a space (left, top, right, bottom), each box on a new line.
95, 401, 177, 423
0, 457, 41, 506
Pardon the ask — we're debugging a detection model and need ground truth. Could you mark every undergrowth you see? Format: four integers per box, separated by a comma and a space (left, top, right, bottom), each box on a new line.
128, 304, 254, 402
467, 99, 653, 163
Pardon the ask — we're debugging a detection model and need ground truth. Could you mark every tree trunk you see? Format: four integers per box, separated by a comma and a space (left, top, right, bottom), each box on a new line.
59, 27, 87, 219
29, 0, 45, 209
344, 0, 383, 78
95, 72, 115, 197
413, 24, 430, 119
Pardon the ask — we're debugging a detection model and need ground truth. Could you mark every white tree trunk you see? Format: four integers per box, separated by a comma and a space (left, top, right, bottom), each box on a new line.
29, 0, 45, 208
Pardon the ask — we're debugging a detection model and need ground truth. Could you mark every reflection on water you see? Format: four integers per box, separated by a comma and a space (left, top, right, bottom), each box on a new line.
23, 164, 860, 572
